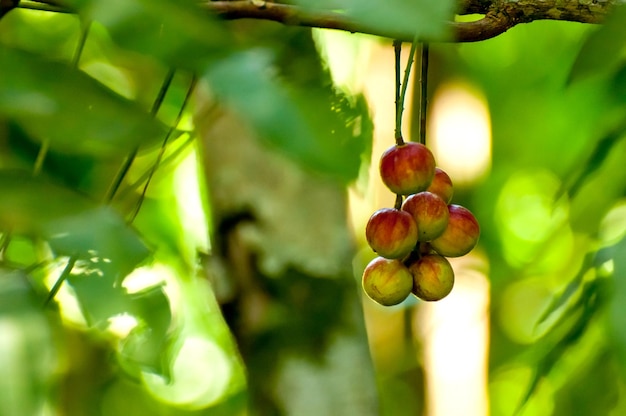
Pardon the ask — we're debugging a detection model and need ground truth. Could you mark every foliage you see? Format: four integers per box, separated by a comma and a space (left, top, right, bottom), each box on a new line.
0, 0, 626, 415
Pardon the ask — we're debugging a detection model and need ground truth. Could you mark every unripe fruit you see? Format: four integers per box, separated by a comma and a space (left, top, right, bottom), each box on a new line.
402, 191, 449, 242
365, 208, 418, 259
426, 167, 454, 204
362, 257, 413, 306
379, 142, 436, 195
407, 254, 455, 301
430, 204, 480, 257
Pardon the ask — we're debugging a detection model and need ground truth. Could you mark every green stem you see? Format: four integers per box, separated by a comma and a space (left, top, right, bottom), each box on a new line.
398, 36, 419, 140
419, 44, 430, 145
394, 193, 403, 210
128, 76, 197, 224
117, 133, 195, 199
104, 68, 176, 203
393, 40, 404, 146
44, 255, 77, 306
17, 1, 69, 13
72, 20, 90, 68
0, 232, 11, 261
33, 139, 49, 176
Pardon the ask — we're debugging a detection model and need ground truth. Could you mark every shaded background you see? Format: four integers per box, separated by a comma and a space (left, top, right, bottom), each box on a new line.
1, 0, 626, 415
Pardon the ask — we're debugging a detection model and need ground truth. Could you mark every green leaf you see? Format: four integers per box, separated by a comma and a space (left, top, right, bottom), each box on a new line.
608, 235, 626, 376
204, 49, 371, 183
0, 45, 167, 157
0, 170, 150, 268
563, 125, 624, 198
72, 0, 231, 70
67, 268, 172, 375
535, 252, 594, 327
291, 0, 454, 40
569, 135, 626, 234
45, 206, 150, 277
119, 285, 172, 373
515, 279, 608, 415
0, 269, 58, 416
568, 4, 626, 84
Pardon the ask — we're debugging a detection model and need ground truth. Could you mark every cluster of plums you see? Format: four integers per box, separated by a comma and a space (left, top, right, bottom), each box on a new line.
362, 142, 480, 305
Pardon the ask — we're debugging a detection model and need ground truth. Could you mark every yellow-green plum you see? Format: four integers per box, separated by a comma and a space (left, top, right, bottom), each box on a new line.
362, 257, 413, 306
365, 208, 418, 259
430, 204, 480, 257
407, 254, 455, 301
402, 191, 449, 242
426, 167, 454, 204
379, 142, 436, 195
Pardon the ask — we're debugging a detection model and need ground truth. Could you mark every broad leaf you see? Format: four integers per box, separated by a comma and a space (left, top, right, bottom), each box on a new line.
291, 0, 455, 40
0, 170, 150, 269
568, 4, 626, 83
0, 46, 167, 157
609, 235, 626, 376
71, 0, 231, 70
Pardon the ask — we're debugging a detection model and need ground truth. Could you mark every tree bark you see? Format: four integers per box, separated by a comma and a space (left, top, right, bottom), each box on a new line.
19, 0, 618, 42
206, 0, 616, 42
194, 96, 381, 415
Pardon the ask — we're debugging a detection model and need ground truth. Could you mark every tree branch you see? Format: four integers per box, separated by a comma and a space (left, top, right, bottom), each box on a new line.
17, 0, 618, 42
206, 0, 616, 42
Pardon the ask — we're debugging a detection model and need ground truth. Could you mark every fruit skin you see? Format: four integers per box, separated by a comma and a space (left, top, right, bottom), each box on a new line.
366, 208, 418, 259
362, 257, 413, 306
407, 254, 455, 301
426, 167, 454, 204
379, 142, 436, 195
430, 204, 480, 257
402, 191, 449, 242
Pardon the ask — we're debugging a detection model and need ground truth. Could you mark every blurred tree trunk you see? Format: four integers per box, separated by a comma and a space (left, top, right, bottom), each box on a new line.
195, 99, 379, 415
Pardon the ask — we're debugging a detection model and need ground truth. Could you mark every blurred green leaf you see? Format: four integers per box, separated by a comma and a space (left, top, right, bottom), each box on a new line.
121, 285, 172, 374
0, 170, 92, 235
563, 124, 625, 198
204, 49, 371, 183
535, 252, 594, 327
609, 235, 626, 376
45, 206, 149, 276
515, 279, 608, 415
0, 45, 167, 157
0, 170, 149, 269
0, 269, 58, 416
292, 0, 454, 40
72, 0, 231, 70
568, 4, 626, 84
569, 135, 626, 234
68, 268, 172, 375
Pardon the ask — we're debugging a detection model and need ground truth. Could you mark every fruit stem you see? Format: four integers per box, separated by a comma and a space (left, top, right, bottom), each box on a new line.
395, 35, 419, 146
128, 75, 197, 224
72, 19, 91, 68
393, 40, 404, 146
105, 68, 175, 203
419, 43, 429, 145
394, 193, 403, 210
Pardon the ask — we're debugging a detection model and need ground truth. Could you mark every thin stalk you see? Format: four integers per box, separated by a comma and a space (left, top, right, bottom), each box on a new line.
419, 44, 430, 145
72, 20, 90, 68
33, 139, 49, 176
394, 194, 403, 210
17, 1, 69, 13
393, 40, 404, 146
104, 68, 176, 203
398, 35, 419, 141
44, 255, 77, 306
117, 133, 194, 199
128, 76, 197, 223
0, 232, 11, 260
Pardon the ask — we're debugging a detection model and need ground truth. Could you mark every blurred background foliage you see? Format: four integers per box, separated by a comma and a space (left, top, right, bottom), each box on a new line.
0, 0, 626, 415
